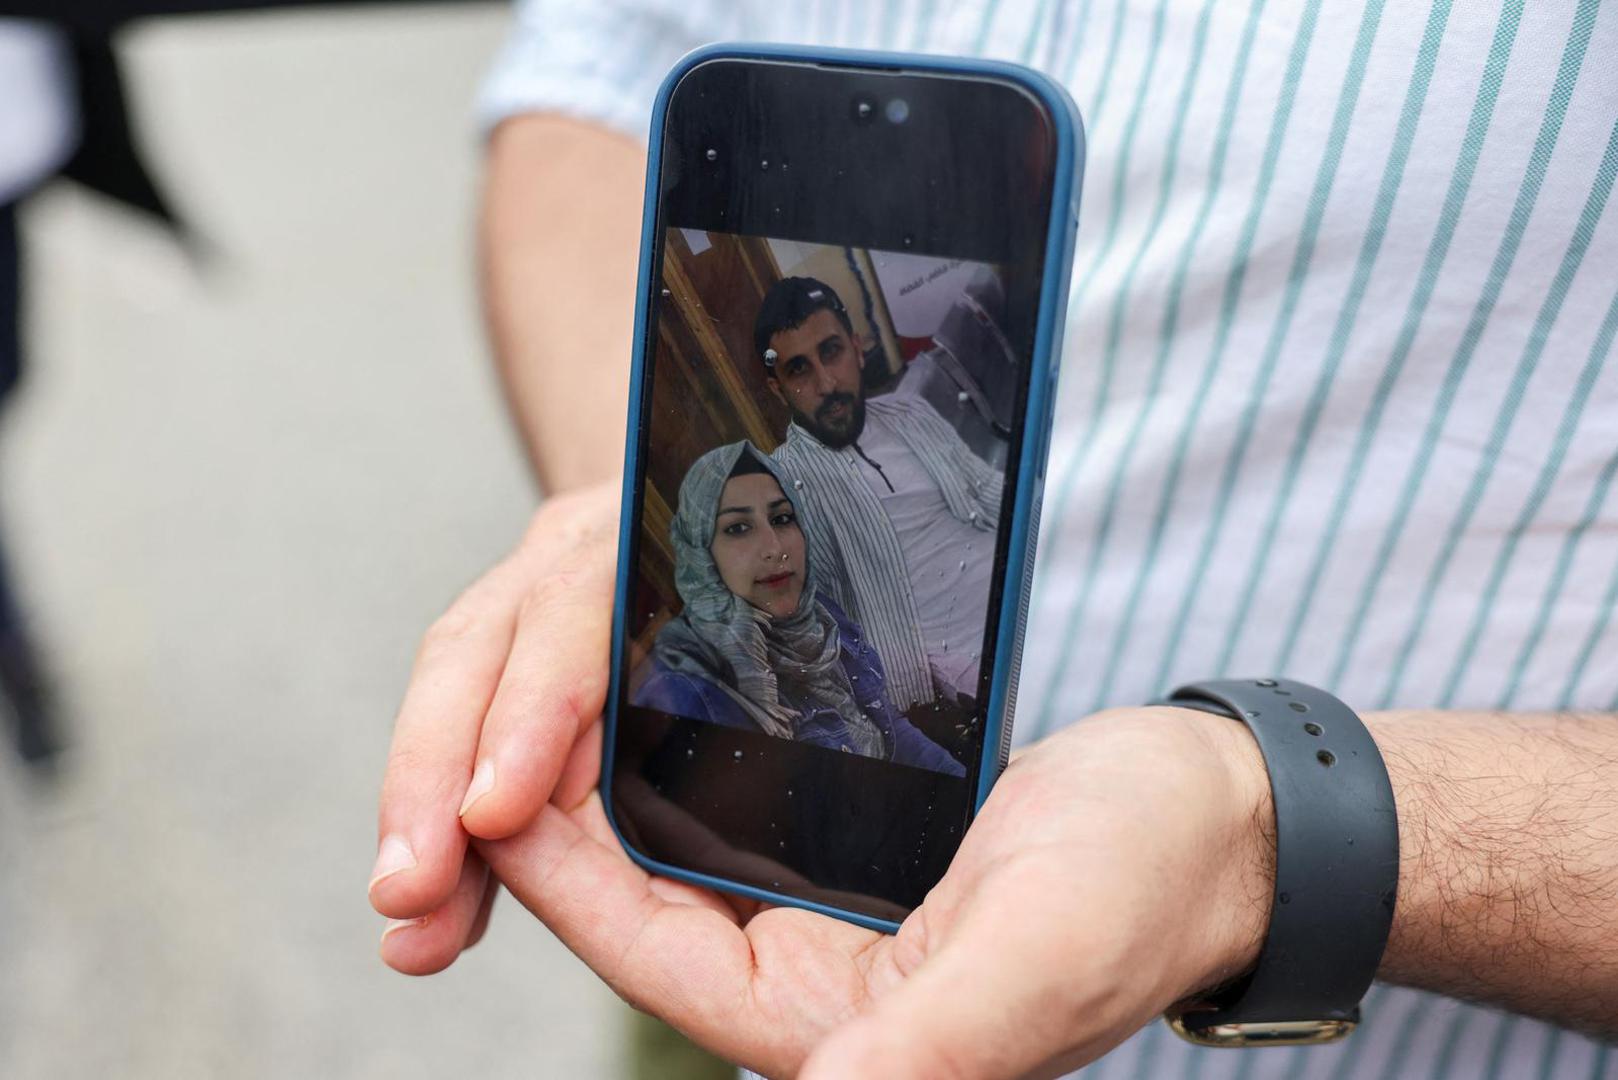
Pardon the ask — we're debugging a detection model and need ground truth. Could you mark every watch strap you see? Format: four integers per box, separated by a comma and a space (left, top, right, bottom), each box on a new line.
1160, 678, 1399, 1045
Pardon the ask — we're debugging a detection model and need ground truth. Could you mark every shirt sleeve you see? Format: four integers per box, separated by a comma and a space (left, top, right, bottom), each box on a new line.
900, 392, 1006, 527
476, 0, 746, 140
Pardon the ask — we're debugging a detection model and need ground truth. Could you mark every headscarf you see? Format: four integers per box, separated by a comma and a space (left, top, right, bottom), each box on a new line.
653, 441, 884, 755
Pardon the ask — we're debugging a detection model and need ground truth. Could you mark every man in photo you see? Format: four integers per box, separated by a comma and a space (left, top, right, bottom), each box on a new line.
758, 275, 1002, 722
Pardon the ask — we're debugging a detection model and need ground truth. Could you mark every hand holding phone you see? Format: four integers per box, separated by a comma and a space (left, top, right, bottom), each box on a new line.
371, 41, 1270, 1080
372, 478, 1274, 1080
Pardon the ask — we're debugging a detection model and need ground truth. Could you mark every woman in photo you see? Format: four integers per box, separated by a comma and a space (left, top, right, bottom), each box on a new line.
635, 440, 963, 777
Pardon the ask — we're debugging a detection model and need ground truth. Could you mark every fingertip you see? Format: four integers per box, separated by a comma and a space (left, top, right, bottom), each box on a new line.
457, 759, 496, 818
459, 793, 527, 840
458, 753, 557, 840
367, 834, 418, 893
379, 915, 463, 976
367, 829, 469, 920
368, 874, 431, 920
377, 851, 492, 975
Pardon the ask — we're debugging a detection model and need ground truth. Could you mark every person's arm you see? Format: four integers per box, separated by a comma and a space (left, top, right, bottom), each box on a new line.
479, 113, 646, 492
1368, 708, 1618, 1031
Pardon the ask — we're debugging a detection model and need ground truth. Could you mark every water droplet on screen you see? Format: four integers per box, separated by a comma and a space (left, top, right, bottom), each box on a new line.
760, 158, 770, 170
660, 288, 671, 298
732, 750, 744, 762
851, 673, 860, 682
778, 840, 787, 849
684, 748, 694, 759
785, 787, 794, 798
705, 148, 718, 161
793, 479, 804, 490
958, 560, 966, 571
957, 391, 969, 403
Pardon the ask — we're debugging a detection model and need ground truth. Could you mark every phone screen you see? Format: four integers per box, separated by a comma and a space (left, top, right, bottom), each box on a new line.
611, 57, 1059, 921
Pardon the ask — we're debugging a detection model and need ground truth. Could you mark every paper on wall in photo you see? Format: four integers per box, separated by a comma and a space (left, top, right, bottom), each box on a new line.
869, 251, 981, 338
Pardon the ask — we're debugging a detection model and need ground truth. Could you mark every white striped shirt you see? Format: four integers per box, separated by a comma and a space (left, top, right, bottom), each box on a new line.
772, 395, 1004, 709
481, 2, 1618, 1077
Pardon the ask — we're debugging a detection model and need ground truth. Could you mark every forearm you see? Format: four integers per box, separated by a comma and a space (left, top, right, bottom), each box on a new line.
479, 113, 646, 493
1366, 709, 1618, 1033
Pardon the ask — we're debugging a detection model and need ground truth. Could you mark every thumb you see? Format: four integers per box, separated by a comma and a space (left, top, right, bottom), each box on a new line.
798, 909, 1097, 1080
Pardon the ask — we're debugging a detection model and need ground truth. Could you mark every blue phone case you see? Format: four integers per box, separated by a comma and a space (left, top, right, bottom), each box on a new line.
605, 42, 1085, 934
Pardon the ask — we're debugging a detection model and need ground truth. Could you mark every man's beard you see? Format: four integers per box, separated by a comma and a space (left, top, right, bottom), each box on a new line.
796, 391, 866, 449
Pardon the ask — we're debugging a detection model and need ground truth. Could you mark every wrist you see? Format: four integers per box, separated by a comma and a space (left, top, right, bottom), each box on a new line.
1030, 707, 1276, 1010
1171, 706, 1275, 998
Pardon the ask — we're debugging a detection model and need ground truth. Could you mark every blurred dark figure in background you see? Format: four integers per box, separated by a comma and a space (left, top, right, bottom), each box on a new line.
0, 0, 469, 771
0, 11, 196, 771
0, 18, 82, 769
0, 195, 60, 767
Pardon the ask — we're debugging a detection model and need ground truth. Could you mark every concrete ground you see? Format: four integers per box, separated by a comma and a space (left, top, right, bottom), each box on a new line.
0, 7, 620, 1077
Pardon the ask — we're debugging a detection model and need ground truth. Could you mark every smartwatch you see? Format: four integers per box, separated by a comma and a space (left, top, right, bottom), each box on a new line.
1155, 678, 1399, 1048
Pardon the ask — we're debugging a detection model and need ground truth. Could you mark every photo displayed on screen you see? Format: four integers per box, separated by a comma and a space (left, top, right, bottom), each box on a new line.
628, 228, 1021, 778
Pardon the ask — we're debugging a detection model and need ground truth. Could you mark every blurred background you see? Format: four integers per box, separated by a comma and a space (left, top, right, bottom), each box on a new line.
0, 4, 620, 1076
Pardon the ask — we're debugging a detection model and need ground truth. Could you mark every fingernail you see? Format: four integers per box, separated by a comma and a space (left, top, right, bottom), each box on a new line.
381, 916, 427, 942
368, 834, 417, 892
459, 760, 496, 817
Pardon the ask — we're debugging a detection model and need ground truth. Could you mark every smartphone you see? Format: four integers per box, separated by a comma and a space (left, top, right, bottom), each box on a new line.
605, 44, 1083, 931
